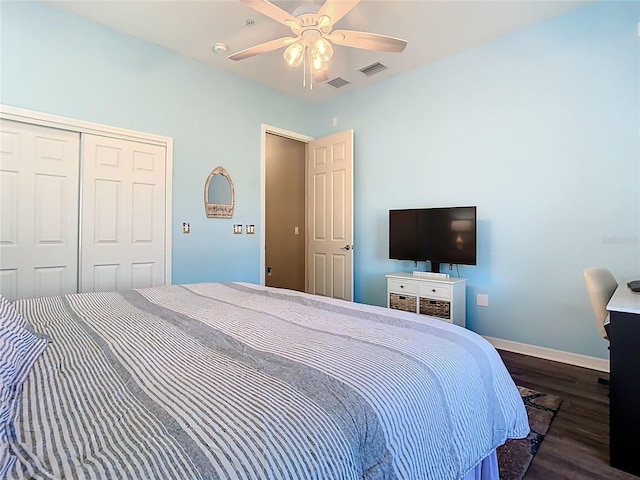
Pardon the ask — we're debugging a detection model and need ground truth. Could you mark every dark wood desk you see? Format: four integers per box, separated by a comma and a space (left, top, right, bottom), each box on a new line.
607, 285, 640, 477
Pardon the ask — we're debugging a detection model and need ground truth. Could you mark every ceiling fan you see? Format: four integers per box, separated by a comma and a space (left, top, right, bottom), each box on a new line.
229, 0, 407, 86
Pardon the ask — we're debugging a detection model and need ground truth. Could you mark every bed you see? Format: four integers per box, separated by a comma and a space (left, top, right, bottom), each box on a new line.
2, 282, 529, 480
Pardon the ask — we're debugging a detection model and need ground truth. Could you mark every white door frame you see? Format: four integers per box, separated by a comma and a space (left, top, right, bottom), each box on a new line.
260, 124, 313, 286
0, 104, 174, 285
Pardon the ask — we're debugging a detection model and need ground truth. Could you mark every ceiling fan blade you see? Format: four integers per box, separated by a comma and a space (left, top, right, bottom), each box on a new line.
328, 30, 407, 53
240, 0, 297, 26
316, 0, 360, 25
228, 36, 297, 61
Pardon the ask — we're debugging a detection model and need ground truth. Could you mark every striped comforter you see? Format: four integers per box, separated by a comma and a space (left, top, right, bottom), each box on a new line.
8, 283, 529, 480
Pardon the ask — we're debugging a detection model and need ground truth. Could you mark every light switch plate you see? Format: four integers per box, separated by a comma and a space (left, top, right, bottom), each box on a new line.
233, 224, 242, 234
246, 225, 255, 234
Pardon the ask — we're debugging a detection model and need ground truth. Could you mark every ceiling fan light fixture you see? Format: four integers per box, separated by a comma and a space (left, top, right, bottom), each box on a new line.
311, 55, 327, 73
232, 0, 407, 90
283, 42, 304, 67
312, 37, 333, 62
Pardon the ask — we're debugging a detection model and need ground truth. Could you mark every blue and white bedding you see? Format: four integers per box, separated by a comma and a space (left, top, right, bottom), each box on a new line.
3, 282, 529, 479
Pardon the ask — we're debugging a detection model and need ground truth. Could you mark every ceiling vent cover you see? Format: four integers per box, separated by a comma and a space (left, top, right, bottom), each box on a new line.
328, 77, 350, 88
359, 62, 387, 76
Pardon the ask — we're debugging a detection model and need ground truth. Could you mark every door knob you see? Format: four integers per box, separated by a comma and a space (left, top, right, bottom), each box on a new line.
341, 245, 351, 251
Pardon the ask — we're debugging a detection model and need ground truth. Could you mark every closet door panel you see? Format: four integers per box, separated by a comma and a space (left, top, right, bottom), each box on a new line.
0, 170, 18, 246
92, 264, 120, 292
94, 179, 120, 243
81, 135, 166, 292
35, 173, 68, 243
34, 266, 69, 297
0, 120, 80, 300
131, 262, 154, 289
132, 182, 154, 242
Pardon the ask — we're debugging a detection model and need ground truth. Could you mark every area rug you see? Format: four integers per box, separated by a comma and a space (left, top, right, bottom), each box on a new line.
496, 386, 562, 480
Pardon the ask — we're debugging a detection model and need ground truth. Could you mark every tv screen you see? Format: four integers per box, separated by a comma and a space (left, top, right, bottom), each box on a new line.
389, 206, 477, 270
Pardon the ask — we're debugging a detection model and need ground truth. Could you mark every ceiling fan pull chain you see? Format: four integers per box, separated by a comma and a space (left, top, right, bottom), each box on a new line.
303, 47, 306, 87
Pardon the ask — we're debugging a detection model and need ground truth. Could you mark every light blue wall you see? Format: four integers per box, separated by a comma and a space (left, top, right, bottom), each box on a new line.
1, 1, 637, 359
0, 0, 314, 285
314, 0, 639, 359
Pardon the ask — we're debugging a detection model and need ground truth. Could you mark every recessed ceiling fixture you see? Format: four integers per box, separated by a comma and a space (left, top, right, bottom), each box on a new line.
228, 0, 407, 90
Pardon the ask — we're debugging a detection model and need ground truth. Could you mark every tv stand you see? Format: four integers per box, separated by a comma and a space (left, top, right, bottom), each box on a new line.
386, 273, 467, 327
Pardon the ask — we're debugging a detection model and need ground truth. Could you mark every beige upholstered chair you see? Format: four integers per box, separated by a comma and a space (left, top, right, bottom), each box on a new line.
583, 267, 618, 340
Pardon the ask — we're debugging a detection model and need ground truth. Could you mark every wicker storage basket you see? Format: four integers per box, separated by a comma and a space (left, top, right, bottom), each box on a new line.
390, 293, 417, 313
419, 298, 451, 319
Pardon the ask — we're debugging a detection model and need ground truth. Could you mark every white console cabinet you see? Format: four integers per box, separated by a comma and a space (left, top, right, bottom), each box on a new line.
386, 273, 467, 327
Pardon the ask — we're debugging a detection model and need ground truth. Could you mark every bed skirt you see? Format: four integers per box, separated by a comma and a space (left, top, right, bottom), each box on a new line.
462, 450, 499, 480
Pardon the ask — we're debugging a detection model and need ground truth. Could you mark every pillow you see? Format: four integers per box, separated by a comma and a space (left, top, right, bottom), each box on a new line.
0, 296, 49, 387
0, 375, 16, 478
1, 296, 49, 476
0, 295, 28, 332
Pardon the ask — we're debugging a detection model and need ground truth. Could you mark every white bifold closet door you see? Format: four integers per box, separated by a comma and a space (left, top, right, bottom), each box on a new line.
0, 120, 81, 300
0, 120, 167, 300
80, 135, 166, 293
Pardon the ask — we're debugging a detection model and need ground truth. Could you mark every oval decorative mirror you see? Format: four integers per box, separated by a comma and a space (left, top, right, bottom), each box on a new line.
204, 166, 235, 218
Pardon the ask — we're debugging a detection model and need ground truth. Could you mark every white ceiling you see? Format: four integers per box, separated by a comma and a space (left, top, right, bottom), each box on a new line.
47, 0, 592, 105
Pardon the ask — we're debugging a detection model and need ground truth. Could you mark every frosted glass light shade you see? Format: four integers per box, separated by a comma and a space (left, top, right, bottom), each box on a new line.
310, 50, 324, 72
312, 38, 333, 62
283, 42, 304, 67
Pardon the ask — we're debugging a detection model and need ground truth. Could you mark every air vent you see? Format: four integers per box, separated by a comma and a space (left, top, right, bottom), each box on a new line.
327, 77, 350, 89
359, 62, 387, 77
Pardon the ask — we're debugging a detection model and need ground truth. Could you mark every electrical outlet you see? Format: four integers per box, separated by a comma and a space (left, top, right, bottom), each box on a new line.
182, 222, 190, 234
246, 225, 255, 234
233, 224, 242, 234
294, 226, 299, 235
477, 294, 489, 307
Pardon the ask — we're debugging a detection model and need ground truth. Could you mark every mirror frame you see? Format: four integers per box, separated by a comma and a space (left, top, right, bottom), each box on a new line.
204, 166, 235, 218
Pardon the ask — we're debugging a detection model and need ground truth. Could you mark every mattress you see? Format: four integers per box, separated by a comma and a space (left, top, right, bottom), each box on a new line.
5, 282, 529, 479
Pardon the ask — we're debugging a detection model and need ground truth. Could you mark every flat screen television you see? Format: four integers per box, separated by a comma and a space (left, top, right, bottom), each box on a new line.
389, 206, 477, 273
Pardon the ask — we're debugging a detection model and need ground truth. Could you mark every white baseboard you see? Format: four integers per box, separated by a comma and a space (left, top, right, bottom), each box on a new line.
483, 336, 610, 373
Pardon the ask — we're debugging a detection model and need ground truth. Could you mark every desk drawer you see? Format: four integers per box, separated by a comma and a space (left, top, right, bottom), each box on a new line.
388, 279, 418, 295
419, 283, 451, 300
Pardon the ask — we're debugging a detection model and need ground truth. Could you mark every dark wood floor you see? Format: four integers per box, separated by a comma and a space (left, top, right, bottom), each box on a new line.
498, 350, 638, 479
